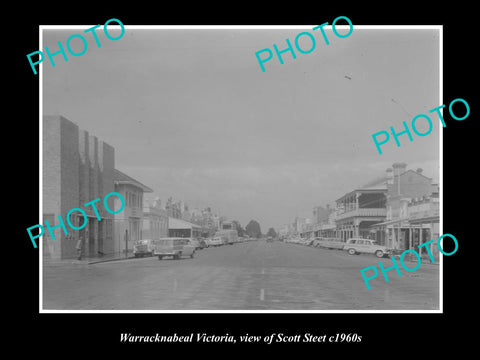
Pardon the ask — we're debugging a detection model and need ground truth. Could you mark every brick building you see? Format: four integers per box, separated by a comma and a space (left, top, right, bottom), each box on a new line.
43, 115, 115, 260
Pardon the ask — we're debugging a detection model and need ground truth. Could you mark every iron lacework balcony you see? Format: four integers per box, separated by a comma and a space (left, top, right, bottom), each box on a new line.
335, 207, 387, 221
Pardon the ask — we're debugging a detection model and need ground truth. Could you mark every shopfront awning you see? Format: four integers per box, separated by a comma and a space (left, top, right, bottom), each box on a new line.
369, 218, 408, 228
408, 216, 439, 224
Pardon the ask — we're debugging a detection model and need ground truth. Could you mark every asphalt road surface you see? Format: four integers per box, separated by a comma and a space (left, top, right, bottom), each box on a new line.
42, 240, 440, 310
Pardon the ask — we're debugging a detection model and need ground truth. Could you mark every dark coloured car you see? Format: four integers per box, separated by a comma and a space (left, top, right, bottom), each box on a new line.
197, 238, 207, 249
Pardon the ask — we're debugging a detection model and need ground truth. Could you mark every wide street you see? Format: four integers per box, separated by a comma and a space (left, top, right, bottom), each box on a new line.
43, 240, 439, 310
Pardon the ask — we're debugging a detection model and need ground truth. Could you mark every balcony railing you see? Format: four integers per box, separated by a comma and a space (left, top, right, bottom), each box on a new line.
335, 207, 386, 220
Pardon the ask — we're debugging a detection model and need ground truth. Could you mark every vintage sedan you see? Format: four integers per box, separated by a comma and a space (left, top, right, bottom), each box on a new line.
153, 238, 195, 260
343, 238, 393, 258
206, 237, 223, 247
133, 239, 154, 257
188, 238, 202, 250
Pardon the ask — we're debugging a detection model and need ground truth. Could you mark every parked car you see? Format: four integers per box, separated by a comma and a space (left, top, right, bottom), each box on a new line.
316, 238, 345, 250
310, 237, 322, 247
188, 238, 202, 250
299, 238, 311, 246
343, 238, 393, 258
133, 239, 154, 257
266, 236, 274, 243
197, 238, 207, 249
206, 237, 223, 247
153, 237, 195, 260
286, 237, 300, 244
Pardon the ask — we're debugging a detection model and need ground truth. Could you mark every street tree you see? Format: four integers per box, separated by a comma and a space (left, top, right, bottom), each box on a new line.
266, 228, 277, 238
245, 220, 262, 238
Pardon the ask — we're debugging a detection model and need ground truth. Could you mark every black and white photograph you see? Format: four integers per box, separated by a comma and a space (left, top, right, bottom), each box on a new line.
16, 5, 475, 353
39, 25, 441, 312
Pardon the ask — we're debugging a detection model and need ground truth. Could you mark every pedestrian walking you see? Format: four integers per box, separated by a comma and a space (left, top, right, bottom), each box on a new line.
76, 237, 84, 260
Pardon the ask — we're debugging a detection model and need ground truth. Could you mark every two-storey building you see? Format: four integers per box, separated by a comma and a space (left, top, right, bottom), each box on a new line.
113, 169, 153, 254
335, 177, 387, 242
371, 163, 437, 253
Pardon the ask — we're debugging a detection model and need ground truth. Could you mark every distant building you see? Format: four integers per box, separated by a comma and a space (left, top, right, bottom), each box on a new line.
293, 217, 307, 235
278, 223, 294, 239
196, 207, 220, 236
168, 217, 202, 238
142, 197, 168, 241
221, 220, 233, 230
312, 205, 332, 223
312, 211, 337, 239
165, 197, 182, 219
181, 202, 192, 222
43, 115, 115, 260
113, 169, 153, 254
311, 204, 336, 238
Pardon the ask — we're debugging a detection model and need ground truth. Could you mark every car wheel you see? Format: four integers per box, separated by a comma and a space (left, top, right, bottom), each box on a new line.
158, 256, 163, 260
375, 250, 385, 258
174, 254, 181, 260
348, 248, 356, 255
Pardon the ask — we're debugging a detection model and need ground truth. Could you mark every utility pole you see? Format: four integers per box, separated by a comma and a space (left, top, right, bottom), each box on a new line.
125, 229, 128, 258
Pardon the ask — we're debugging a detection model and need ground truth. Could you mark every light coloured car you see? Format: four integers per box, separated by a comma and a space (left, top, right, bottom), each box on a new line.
288, 237, 302, 244
206, 237, 223, 247
343, 238, 393, 258
316, 238, 346, 250
133, 239, 154, 257
299, 238, 311, 246
153, 237, 195, 260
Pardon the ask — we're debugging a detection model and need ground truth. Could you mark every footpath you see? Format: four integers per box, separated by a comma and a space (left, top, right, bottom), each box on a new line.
43, 253, 138, 267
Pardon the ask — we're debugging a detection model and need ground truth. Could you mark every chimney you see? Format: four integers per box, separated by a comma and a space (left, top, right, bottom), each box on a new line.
392, 162, 407, 177
386, 168, 393, 185
392, 162, 407, 196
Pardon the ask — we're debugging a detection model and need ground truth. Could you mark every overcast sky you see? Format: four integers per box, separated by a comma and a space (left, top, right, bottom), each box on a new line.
43, 26, 440, 231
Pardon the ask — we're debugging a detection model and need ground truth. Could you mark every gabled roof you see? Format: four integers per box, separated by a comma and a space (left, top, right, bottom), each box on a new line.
114, 169, 153, 193
360, 175, 388, 189
399, 169, 432, 181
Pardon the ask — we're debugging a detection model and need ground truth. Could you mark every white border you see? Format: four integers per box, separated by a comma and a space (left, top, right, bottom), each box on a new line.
39, 25, 443, 314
